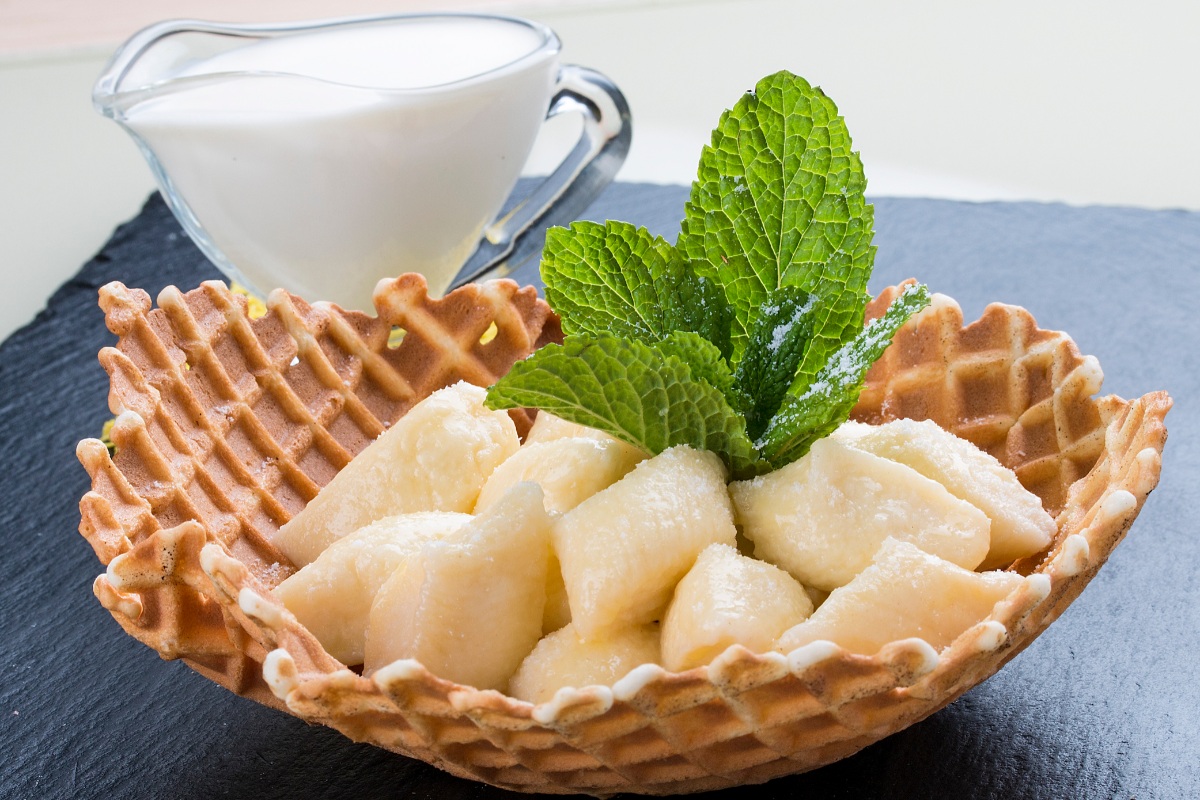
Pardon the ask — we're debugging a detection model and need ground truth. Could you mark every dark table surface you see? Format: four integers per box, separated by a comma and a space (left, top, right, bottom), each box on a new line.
1, 184, 1196, 799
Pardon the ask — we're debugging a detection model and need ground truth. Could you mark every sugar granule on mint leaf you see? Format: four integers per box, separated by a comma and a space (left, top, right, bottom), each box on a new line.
732, 285, 818, 441
758, 283, 932, 465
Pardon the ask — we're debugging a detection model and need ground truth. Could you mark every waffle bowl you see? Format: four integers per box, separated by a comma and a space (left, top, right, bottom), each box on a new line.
76, 275, 1170, 796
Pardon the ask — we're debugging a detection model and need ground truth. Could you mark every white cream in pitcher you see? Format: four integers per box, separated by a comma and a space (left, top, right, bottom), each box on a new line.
122, 17, 557, 306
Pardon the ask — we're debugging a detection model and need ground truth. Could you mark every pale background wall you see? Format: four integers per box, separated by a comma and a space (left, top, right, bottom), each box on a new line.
2, 0, 1197, 339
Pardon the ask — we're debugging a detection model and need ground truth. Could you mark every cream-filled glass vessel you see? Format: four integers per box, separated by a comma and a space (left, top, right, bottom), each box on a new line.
94, 14, 630, 309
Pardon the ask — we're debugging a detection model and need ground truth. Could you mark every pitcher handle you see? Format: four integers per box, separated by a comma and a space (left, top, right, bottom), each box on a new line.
450, 65, 631, 289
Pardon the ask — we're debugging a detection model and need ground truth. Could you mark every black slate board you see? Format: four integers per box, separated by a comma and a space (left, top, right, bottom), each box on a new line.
1, 185, 1196, 800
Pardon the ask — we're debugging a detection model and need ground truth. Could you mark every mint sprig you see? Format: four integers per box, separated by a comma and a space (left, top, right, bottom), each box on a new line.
486, 70, 928, 475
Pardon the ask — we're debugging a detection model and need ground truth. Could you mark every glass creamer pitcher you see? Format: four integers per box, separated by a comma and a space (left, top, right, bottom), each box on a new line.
93, 13, 630, 309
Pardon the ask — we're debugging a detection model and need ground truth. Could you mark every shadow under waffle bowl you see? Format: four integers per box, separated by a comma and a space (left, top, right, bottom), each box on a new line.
77, 276, 1170, 796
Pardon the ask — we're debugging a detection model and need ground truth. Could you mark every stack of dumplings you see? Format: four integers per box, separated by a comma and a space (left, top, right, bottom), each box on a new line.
273, 382, 1056, 703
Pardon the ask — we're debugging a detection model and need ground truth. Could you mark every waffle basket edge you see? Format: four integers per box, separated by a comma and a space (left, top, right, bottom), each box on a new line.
74, 276, 1171, 795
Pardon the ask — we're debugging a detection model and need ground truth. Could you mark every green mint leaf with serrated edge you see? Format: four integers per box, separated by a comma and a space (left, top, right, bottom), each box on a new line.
653, 331, 743, 410
733, 285, 818, 441
758, 283, 931, 465
677, 70, 874, 383
486, 334, 761, 479
541, 221, 733, 358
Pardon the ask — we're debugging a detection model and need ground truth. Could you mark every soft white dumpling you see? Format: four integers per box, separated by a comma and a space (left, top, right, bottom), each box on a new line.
730, 436, 991, 591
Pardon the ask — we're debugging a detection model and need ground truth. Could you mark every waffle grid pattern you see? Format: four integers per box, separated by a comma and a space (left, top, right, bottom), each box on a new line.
855, 283, 1111, 518
80, 276, 558, 581
77, 279, 1170, 795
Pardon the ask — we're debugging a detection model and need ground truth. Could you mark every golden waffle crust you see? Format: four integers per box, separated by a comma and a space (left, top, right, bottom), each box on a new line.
77, 277, 1170, 796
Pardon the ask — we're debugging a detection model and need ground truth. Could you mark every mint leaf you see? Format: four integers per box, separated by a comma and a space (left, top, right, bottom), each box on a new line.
759, 284, 931, 465
541, 221, 732, 357
677, 70, 874, 373
661, 270, 734, 361
486, 334, 761, 478
653, 330, 741, 408
733, 286, 817, 440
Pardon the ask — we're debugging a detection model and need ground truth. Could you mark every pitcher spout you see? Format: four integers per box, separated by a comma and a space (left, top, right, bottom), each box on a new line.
94, 19, 223, 118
